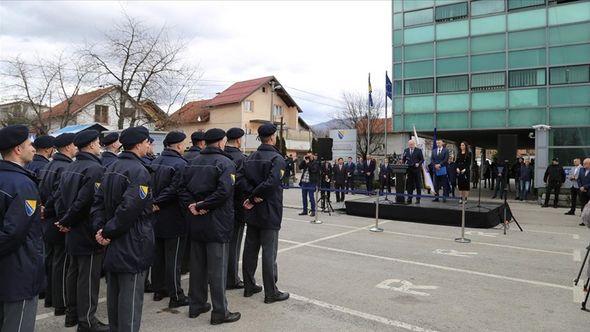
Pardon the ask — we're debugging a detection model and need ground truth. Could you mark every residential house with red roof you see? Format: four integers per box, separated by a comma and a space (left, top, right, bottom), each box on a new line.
168, 76, 312, 155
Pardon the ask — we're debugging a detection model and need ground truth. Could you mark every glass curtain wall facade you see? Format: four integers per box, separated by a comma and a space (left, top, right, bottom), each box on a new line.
392, 0, 590, 157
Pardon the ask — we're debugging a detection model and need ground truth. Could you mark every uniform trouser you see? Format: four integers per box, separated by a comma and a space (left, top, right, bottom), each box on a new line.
569, 187, 579, 212
406, 169, 422, 201
434, 174, 450, 198
227, 223, 245, 287
152, 236, 186, 300
545, 183, 561, 206
181, 239, 191, 273
188, 241, 229, 317
335, 183, 345, 202
44, 241, 53, 306
365, 175, 373, 192
106, 271, 146, 332
66, 252, 103, 327
0, 297, 38, 332
242, 226, 279, 298
49, 243, 68, 310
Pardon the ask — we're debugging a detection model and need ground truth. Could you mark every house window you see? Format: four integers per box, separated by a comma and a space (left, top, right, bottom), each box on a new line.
243, 100, 253, 112
262, 87, 266, 93
94, 105, 109, 123
273, 105, 283, 117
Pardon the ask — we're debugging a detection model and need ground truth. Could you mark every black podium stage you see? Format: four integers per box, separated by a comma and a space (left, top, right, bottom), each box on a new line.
345, 198, 504, 228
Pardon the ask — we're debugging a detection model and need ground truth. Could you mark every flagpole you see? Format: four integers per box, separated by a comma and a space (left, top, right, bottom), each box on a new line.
384, 71, 388, 159
367, 73, 371, 159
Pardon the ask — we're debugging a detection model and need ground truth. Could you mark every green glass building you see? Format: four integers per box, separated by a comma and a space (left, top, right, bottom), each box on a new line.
392, 0, 590, 184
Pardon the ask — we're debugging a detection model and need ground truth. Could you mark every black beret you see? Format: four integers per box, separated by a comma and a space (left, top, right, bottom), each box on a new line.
120, 126, 150, 147
100, 133, 119, 146
226, 127, 245, 140
552, 157, 559, 162
163, 131, 186, 146
204, 128, 226, 144
191, 131, 205, 143
33, 135, 55, 149
74, 130, 99, 148
258, 123, 277, 137
0, 125, 29, 151
54, 133, 76, 148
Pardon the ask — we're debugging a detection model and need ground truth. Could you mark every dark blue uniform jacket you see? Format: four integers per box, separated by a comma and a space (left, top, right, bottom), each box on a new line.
183, 146, 201, 161
40, 153, 73, 244
224, 145, 246, 225
101, 151, 118, 167
26, 154, 50, 179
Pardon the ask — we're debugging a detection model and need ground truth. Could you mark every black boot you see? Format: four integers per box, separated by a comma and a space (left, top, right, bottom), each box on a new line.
264, 291, 290, 304
188, 303, 211, 318
210, 312, 241, 325
244, 284, 263, 297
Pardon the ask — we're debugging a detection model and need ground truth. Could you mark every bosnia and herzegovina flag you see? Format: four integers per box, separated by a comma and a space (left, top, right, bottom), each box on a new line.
368, 73, 374, 107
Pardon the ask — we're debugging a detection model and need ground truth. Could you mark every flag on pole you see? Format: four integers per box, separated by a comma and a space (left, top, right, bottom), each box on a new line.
412, 125, 434, 190
368, 73, 374, 107
386, 73, 392, 100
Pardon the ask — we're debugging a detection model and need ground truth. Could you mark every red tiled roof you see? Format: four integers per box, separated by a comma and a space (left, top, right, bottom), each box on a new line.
169, 99, 211, 124
139, 100, 168, 129
42, 86, 116, 119
207, 76, 274, 107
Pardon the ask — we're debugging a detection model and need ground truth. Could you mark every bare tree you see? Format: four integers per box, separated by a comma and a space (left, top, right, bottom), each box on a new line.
83, 13, 201, 129
1, 56, 57, 133
337, 91, 385, 159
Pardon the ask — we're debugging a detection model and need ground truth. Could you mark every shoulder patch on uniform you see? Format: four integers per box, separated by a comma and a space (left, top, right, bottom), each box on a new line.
230, 173, 236, 185
25, 199, 37, 216
95, 182, 101, 190
139, 185, 149, 199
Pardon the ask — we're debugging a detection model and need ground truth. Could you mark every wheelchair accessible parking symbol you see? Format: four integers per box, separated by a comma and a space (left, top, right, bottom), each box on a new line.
376, 279, 438, 297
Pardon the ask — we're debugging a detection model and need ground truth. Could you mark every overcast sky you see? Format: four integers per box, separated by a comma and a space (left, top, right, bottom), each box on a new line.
0, 1, 391, 124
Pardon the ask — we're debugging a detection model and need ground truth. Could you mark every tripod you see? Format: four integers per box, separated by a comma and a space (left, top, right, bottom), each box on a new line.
318, 188, 334, 215
501, 176, 523, 234
574, 244, 590, 311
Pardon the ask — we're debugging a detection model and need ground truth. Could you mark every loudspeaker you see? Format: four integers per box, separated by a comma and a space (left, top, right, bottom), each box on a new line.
497, 134, 517, 163
316, 138, 333, 160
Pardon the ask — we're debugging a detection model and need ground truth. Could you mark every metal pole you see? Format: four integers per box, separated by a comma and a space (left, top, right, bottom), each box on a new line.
455, 199, 471, 243
369, 194, 383, 232
311, 185, 323, 224
385, 71, 388, 159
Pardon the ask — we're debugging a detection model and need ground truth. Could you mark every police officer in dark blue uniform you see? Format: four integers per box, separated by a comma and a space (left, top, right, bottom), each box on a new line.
184, 131, 205, 161
224, 127, 246, 290
100, 132, 120, 167
178, 128, 241, 325
26, 135, 55, 179
39, 132, 76, 313
242, 123, 289, 303
150, 131, 190, 308
55, 130, 108, 332
91, 126, 155, 332
181, 131, 205, 273
38, 133, 76, 319
0, 125, 44, 332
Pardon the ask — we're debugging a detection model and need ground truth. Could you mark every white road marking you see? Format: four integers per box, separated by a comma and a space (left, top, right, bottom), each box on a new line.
279, 239, 572, 291
432, 249, 478, 258
284, 217, 572, 256
573, 249, 582, 262
525, 228, 580, 240
290, 293, 439, 332
376, 279, 438, 296
464, 231, 497, 238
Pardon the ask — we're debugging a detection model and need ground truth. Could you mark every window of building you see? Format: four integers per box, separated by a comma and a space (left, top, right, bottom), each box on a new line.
508, 68, 546, 87
550, 65, 590, 84
404, 8, 433, 27
509, 88, 547, 108
472, 110, 506, 128
435, 2, 468, 22
261, 87, 266, 93
393, 13, 403, 29
550, 85, 590, 106
243, 100, 253, 112
404, 113, 434, 130
471, 0, 505, 16
471, 53, 506, 72
437, 93, 469, 112
273, 105, 283, 117
508, 0, 545, 11
394, 63, 402, 79
404, 95, 435, 113
404, 78, 434, 95
471, 33, 505, 54
404, 0, 433, 11
393, 80, 403, 96
393, 30, 403, 46
548, 1, 590, 26
509, 48, 546, 69
404, 25, 434, 44
436, 38, 468, 57
508, 108, 546, 127
471, 72, 506, 90
436, 20, 469, 40
508, 28, 546, 49
438, 112, 468, 129
404, 60, 434, 78
471, 14, 506, 35
508, 8, 546, 31
549, 44, 590, 66
394, 46, 403, 62
549, 22, 590, 46
436, 56, 468, 75
437, 75, 468, 92
549, 107, 590, 126
404, 43, 433, 61
472, 91, 506, 109
94, 105, 109, 123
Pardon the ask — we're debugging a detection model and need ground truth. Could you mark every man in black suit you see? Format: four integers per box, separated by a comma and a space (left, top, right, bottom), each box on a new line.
333, 158, 347, 202
320, 160, 333, 210
402, 139, 424, 204
578, 158, 590, 214
345, 157, 355, 192
431, 139, 450, 202
364, 155, 376, 193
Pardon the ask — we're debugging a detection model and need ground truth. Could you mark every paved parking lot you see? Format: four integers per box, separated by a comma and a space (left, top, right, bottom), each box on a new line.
36, 193, 589, 331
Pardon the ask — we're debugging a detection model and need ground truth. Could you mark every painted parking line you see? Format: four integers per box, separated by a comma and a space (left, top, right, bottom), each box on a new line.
284, 217, 573, 256
279, 239, 572, 291
574, 249, 582, 262
524, 228, 580, 240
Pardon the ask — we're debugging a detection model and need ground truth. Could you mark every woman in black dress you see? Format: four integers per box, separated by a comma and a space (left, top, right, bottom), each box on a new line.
455, 141, 472, 204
